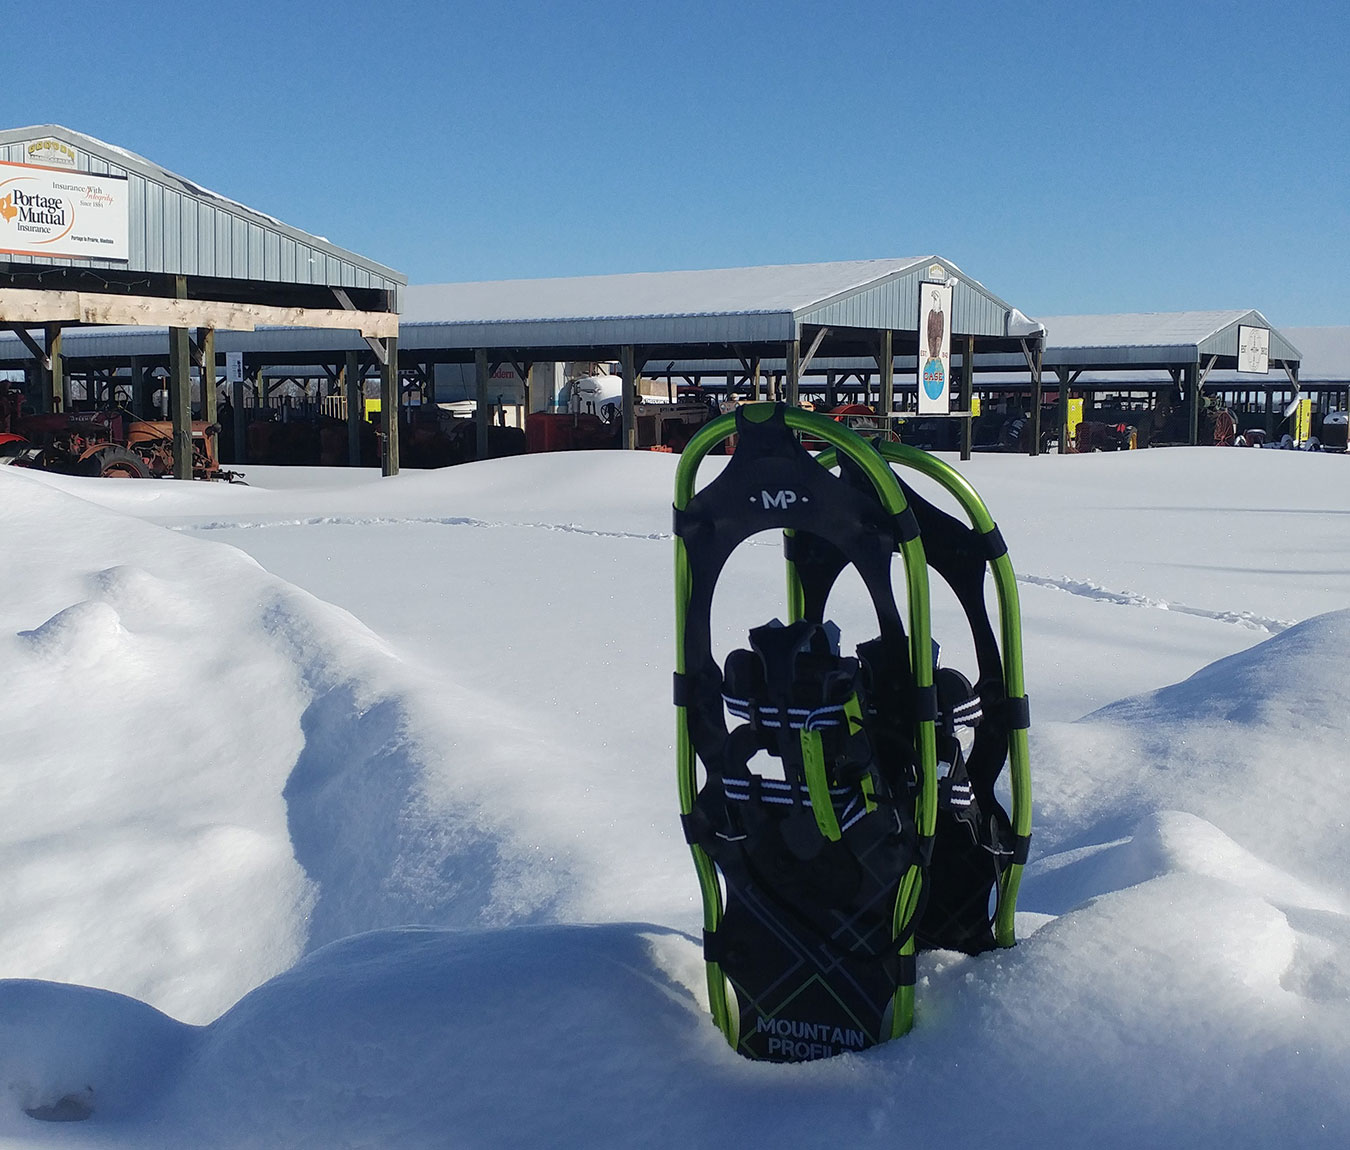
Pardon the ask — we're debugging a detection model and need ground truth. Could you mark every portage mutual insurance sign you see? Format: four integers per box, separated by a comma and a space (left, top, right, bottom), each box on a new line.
0, 158, 129, 262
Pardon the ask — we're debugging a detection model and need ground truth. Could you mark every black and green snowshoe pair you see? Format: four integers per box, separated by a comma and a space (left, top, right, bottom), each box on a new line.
673, 403, 1031, 1062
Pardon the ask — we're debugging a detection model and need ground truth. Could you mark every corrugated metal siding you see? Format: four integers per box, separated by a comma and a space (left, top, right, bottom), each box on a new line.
0, 127, 404, 294
800, 264, 1013, 338
1196, 312, 1302, 364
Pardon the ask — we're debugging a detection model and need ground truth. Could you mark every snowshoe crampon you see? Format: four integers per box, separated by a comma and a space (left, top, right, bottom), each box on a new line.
673, 403, 1031, 1061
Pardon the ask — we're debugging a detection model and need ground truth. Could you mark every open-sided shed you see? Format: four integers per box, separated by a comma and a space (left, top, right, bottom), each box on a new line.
397, 256, 1045, 455
974, 310, 1304, 448
0, 124, 404, 475
4, 255, 1043, 464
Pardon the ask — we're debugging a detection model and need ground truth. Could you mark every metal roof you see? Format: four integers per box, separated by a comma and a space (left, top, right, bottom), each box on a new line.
0, 124, 405, 300
1035, 309, 1301, 367
397, 257, 1037, 350
0, 257, 1038, 365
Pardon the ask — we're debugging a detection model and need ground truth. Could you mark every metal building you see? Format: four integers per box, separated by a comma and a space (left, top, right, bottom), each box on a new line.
0, 124, 403, 475
3, 255, 1042, 464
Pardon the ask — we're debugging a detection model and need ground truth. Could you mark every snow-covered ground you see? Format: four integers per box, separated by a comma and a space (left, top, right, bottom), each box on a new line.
1, 443, 1348, 1147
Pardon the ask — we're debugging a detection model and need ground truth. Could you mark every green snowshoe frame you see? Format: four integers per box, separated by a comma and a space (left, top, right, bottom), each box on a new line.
674, 403, 1031, 1058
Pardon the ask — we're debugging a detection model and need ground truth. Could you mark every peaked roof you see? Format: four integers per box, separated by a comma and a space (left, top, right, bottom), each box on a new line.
0, 124, 404, 293
1032, 309, 1301, 367
395, 257, 1035, 352
403, 258, 935, 323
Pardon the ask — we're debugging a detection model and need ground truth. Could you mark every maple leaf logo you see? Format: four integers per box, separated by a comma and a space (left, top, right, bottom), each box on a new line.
0, 194, 15, 224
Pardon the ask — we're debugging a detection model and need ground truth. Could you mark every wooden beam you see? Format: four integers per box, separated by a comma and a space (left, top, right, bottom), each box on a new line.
876, 329, 894, 418
6, 325, 51, 370
620, 345, 637, 450
475, 347, 490, 461
786, 339, 800, 408
345, 351, 362, 467
798, 326, 829, 382
169, 327, 193, 479
0, 288, 399, 338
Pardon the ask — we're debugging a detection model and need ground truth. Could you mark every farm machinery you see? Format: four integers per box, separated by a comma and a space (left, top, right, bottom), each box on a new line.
0, 384, 229, 480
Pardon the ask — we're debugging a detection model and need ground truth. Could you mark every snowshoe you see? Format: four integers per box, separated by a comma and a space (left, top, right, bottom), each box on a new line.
673, 403, 1031, 1061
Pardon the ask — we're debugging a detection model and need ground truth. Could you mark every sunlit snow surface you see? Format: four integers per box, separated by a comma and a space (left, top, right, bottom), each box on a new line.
1, 446, 1348, 1148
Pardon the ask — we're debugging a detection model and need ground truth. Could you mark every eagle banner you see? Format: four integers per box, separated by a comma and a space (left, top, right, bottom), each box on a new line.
917, 280, 953, 415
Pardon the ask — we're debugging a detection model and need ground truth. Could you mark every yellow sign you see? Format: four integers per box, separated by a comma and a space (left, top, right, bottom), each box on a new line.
364, 398, 381, 420
1067, 397, 1084, 439
1294, 397, 1313, 444
970, 395, 981, 417
25, 138, 77, 169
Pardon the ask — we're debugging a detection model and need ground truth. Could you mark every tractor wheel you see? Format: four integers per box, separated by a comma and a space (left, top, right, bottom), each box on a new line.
86, 445, 152, 478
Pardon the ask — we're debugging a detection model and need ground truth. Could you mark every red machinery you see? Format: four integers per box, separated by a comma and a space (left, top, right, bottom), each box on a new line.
0, 384, 226, 479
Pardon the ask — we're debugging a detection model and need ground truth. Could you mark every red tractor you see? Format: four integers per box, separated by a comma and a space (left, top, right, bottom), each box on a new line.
0, 383, 225, 479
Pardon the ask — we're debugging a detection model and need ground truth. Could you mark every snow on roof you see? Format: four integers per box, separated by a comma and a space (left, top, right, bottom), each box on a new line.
401, 258, 931, 324
1038, 311, 1259, 349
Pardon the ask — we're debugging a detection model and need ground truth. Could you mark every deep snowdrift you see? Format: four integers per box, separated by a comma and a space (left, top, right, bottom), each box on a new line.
1, 447, 1348, 1147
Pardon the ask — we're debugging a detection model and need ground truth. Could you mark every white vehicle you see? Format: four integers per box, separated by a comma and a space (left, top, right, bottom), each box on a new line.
560, 370, 623, 419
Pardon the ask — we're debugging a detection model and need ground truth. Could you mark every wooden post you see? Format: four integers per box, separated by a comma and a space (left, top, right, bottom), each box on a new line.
1023, 338, 1044, 456
961, 334, 975, 461
786, 338, 800, 408
232, 365, 246, 466
1187, 362, 1201, 445
198, 328, 217, 466
1056, 366, 1071, 455
381, 336, 399, 476
345, 351, 362, 466
877, 329, 894, 421
130, 356, 148, 418
168, 326, 193, 479
45, 324, 63, 413
751, 356, 762, 402
620, 344, 637, 450
475, 347, 490, 462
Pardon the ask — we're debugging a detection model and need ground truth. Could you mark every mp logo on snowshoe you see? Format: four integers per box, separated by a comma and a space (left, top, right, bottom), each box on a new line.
758, 489, 805, 510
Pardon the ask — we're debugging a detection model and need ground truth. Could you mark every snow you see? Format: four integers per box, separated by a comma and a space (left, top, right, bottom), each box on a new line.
1, 443, 1349, 1147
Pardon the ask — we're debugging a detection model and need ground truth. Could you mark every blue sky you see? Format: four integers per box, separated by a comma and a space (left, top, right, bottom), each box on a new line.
8, 0, 1347, 325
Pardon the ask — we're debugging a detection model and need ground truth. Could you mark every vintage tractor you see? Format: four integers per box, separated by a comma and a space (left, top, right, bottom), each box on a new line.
0, 383, 227, 479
